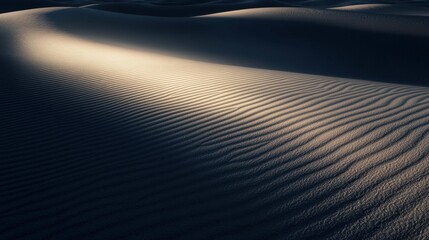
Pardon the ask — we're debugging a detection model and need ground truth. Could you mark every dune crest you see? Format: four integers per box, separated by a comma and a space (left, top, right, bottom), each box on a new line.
331, 3, 429, 17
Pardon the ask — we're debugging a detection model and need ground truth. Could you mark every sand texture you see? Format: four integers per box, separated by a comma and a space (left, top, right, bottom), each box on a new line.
1, 1, 429, 240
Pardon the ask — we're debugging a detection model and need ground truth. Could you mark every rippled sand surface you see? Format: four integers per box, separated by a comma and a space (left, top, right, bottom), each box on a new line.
1, 1, 429, 239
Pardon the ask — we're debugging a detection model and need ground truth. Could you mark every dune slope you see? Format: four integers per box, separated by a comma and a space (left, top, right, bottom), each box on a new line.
331, 4, 429, 17
1, 5, 429, 240
0, 0, 66, 13
38, 7, 429, 86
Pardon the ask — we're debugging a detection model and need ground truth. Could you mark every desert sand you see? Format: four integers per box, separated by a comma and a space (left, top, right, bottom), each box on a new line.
1, 1, 429, 239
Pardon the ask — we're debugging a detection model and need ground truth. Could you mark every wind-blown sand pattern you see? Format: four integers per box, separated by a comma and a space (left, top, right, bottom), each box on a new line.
1, 1, 429, 240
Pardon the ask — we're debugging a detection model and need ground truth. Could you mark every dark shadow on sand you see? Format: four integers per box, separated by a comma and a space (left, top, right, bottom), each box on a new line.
0, 55, 264, 239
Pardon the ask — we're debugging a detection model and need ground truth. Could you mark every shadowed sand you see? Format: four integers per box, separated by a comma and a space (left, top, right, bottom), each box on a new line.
1, 3, 429, 240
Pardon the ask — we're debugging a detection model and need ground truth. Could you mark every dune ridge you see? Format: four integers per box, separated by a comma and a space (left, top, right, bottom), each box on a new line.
1, 6, 429, 239
18, 7, 428, 86
3, 0, 429, 16
330, 3, 429, 17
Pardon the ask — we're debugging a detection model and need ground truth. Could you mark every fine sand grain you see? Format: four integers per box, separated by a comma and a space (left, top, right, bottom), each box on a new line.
1, 2, 429, 240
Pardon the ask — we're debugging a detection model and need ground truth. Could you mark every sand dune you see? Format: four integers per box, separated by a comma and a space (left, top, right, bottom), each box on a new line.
30, 7, 429, 86
331, 4, 429, 17
0, 0, 66, 13
83, 1, 429, 17
82, 1, 288, 17
1, 2, 429, 240
4, 0, 429, 15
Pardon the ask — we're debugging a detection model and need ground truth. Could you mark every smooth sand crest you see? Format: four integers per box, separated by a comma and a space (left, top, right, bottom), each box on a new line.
331, 3, 429, 17
0, 0, 70, 13
4, 1, 429, 16
1, 5, 429, 240
17, 7, 429, 86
